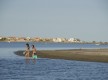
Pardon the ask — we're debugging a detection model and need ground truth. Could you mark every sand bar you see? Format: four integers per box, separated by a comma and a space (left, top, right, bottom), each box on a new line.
14, 49, 108, 63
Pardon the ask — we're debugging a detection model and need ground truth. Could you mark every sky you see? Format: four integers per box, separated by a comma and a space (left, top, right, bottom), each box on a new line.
0, 0, 108, 42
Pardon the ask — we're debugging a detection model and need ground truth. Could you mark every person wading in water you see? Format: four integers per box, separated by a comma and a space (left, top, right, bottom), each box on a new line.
24, 43, 30, 63
32, 45, 37, 63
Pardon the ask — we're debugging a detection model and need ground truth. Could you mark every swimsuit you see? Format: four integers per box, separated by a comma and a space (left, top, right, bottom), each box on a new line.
32, 53, 37, 59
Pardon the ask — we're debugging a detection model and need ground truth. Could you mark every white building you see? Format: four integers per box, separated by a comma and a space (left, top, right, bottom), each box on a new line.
26, 37, 31, 40
53, 38, 62, 42
68, 38, 80, 42
0, 37, 2, 40
68, 38, 75, 42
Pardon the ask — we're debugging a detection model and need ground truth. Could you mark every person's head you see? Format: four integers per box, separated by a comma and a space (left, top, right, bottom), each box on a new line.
26, 43, 30, 49
32, 45, 35, 48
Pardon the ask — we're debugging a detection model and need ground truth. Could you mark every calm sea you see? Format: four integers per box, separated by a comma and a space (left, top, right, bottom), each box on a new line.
0, 42, 108, 80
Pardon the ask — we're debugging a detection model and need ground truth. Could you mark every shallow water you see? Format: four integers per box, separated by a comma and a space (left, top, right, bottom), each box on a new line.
0, 58, 108, 80
0, 42, 108, 80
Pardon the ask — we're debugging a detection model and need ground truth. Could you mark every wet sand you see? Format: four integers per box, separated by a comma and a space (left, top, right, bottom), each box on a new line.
14, 49, 108, 63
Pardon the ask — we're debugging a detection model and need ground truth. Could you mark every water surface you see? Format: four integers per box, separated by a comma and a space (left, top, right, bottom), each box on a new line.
0, 42, 108, 80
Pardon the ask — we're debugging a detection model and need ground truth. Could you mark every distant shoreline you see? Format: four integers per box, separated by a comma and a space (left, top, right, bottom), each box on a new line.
14, 49, 108, 63
0, 36, 108, 44
0, 41, 108, 45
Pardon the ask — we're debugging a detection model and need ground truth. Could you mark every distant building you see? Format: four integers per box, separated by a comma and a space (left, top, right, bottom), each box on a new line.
34, 37, 40, 42
17, 37, 26, 42
26, 37, 31, 41
68, 38, 80, 42
0, 36, 2, 40
68, 38, 74, 42
53, 38, 62, 42
7, 37, 17, 42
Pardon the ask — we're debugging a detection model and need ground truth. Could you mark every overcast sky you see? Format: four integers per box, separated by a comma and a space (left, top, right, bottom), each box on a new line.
0, 0, 108, 41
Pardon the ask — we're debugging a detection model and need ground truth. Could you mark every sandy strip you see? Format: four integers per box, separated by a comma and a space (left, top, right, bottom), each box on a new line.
14, 49, 108, 63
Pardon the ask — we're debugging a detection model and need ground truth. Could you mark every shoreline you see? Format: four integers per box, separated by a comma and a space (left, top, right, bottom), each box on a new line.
14, 49, 108, 63
0, 41, 108, 45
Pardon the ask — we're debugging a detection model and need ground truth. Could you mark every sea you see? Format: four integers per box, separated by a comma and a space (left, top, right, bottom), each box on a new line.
0, 42, 108, 80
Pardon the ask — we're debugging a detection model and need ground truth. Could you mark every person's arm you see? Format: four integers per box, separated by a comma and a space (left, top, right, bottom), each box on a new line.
24, 48, 28, 55
23, 49, 27, 54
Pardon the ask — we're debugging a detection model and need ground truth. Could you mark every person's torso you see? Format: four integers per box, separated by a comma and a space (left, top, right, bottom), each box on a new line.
32, 48, 36, 54
26, 48, 30, 54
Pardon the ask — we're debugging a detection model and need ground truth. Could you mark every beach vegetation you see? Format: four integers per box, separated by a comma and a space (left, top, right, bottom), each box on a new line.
0, 37, 7, 41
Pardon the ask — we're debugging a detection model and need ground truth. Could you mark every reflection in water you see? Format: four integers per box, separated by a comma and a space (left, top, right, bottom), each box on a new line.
0, 57, 108, 80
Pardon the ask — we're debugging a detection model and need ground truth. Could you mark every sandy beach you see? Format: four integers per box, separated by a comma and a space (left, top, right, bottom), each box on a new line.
14, 49, 108, 63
